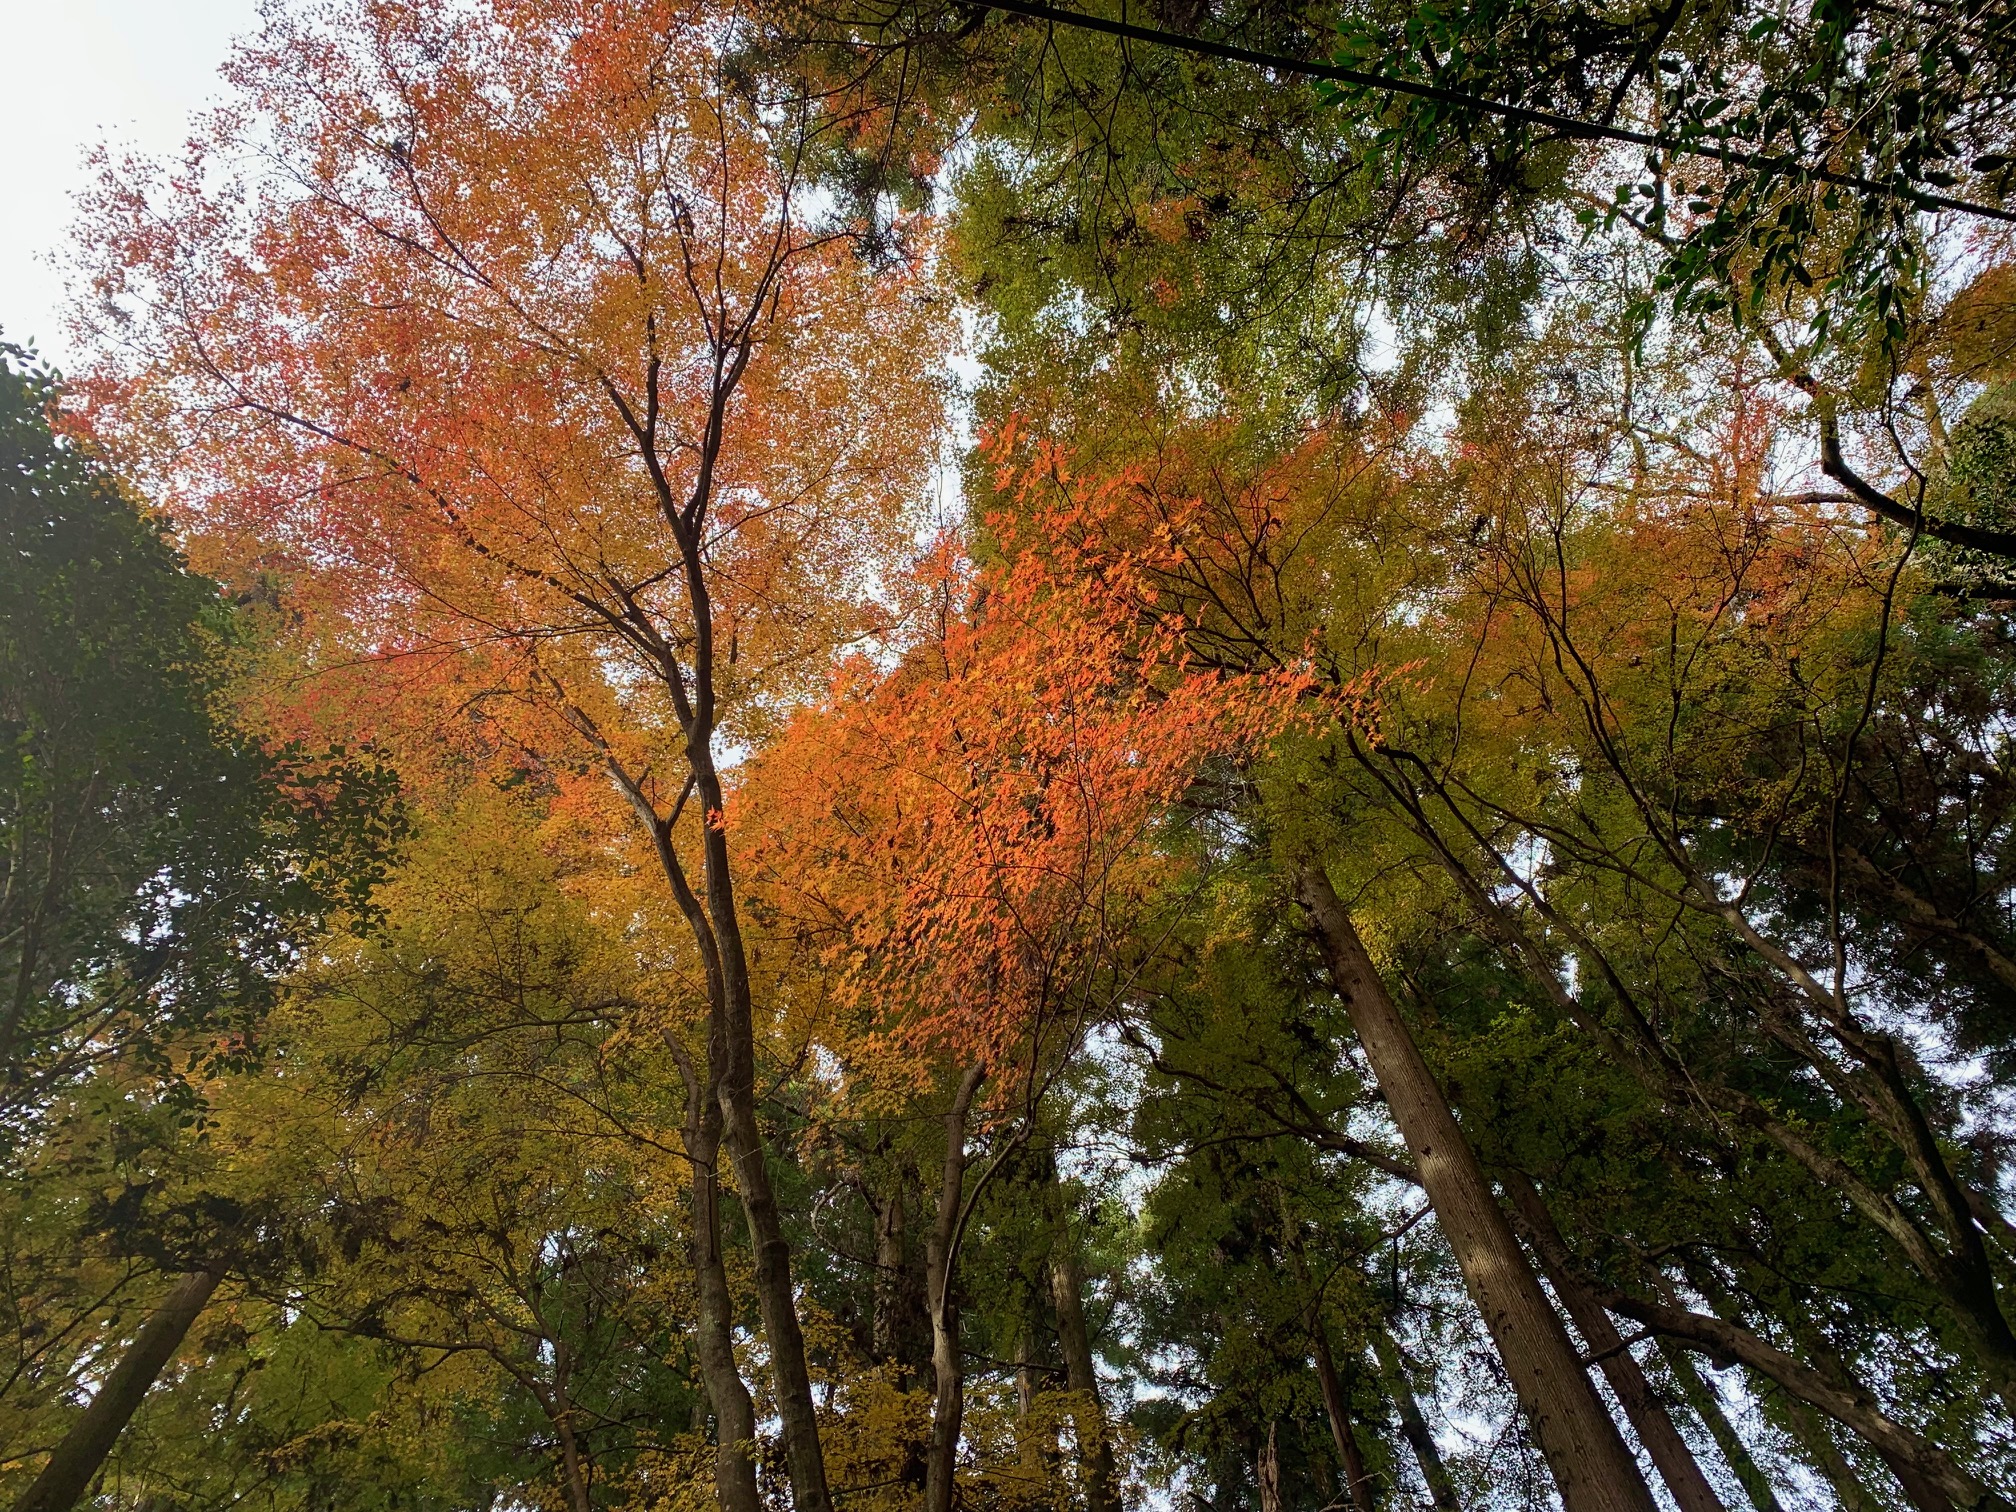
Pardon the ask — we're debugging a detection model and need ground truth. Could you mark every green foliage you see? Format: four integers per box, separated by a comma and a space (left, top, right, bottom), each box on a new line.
0, 343, 404, 1143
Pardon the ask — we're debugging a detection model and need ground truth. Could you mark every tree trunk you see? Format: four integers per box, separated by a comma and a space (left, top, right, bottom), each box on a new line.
1787, 1325, 1955, 1512
696, 753, 833, 1512
551, 1363, 595, 1512
1502, 1175, 1727, 1512
1658, 1345, 1787, 1512
1296, 865, 1657, 1512
1257, 1421, 1284, 1512
924, 1067, 986, 1512
1588, 1284, 1998, 1508
1016, 1316, 1038, 1421
1052, 1238, 1119, 1512
1371, 1328, 1461, 1512
1773, 1394, 1882, 1512
11, 1266, 223, 1512
1311, 1320, 1376, 1512
671, 1024, 760, 1512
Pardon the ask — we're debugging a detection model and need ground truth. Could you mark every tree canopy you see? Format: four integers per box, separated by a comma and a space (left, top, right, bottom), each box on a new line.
6, 1, 2016, 1510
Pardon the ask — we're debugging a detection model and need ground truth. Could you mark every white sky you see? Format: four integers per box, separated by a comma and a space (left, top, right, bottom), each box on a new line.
3, 0, 259, 368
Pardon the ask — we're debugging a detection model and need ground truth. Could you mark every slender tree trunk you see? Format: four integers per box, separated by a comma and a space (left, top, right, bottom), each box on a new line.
1296, 866, 1657, 1512
873, 1181, 917, 1379
1658, 1345, 1787, 1512
1502, 1175, 1727, 1512
696, 753, 833, 1512
924, 1067, 986, 1512
1371, 1328, 1461, 1512
551, 1371, 595, 1512
11, 1266, 222, 1512
1312, 1320, 1377, 1512
1052, 1239, 1119, 1512
1774, 1394, 1882, 1512
1787, 1325, 1954, 1512
671, 1025, 760, 1512
1016, 1317, 1038, 1421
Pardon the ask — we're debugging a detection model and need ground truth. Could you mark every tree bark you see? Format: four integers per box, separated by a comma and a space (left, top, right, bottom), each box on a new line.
1587, 1284, 2002, 1508
1052, 1236, 1119, 1512
1371, 1328, 1461, 1512
924, 1066, 986, 1512
702, 778, 833, 1512
1658, 1345, 1787, 1512
11, 1266, 223, 1512
1311, 1319, 1376, 1512
1257, 1421, 1284, 1512
669, 1025, 760, 1512
1502, 1175, 1727, 1512
1296, 865, 1657, 1512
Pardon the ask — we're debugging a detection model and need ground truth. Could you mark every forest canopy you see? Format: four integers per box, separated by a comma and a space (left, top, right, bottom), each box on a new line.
5, 1, 2016, 1510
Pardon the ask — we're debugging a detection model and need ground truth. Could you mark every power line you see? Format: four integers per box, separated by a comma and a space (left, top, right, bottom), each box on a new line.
970, 0, 2016, 224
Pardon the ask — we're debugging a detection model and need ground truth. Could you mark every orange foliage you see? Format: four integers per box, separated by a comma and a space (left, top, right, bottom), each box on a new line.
74, 0, 946, 798
741, 424, 1364, 1090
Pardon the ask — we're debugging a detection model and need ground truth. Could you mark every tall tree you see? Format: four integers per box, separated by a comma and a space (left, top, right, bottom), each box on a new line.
76, 5, 947, 1509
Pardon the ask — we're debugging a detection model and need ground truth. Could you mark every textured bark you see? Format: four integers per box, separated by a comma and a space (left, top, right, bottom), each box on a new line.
1052, 1239, 1119, 1512
11, 1266, 223, 1512
1502, 1175, 1727, 1512
1659, 1345, 1787, 1512
1257, 1421, 1284, 1512
1371, 1328, 1461, 1512
924, 1067, 986, 1512
1297, 866, 1657, 1512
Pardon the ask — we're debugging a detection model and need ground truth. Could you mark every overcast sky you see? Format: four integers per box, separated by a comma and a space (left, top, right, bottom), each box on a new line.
4, 0, 259, 368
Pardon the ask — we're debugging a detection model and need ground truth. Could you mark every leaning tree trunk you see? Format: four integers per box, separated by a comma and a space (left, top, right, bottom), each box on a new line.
1311, 1319, 1376, 1512
1371, 1327, 1462, 1512
1658, 1344, 1788, 1512
12, 1266, 223, 1512
1503, 1174, 1728, 1512
1296, 865, 1657, 1512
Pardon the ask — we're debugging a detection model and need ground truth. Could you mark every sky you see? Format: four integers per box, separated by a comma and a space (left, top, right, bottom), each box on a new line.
3, 0, 260, 368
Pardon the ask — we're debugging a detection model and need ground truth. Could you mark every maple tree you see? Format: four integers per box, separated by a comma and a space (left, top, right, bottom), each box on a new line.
72, 2, 946, 1510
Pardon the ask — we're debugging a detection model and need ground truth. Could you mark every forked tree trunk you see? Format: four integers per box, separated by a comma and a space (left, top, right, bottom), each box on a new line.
924, 1066, 986, 1512
674, 1025, 761, 1512
11, 1266, 223, 1512
1296, 866, 1657, 1512
1371, 1328, 1461, 1512
707, 863, 832, 1512
1502, 1175, 1727, 1512
691, 1154, 761, 1512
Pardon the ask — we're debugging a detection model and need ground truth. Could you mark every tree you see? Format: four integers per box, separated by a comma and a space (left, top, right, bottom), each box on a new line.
0, 344, 399, 1512
76, 5, 947, 1509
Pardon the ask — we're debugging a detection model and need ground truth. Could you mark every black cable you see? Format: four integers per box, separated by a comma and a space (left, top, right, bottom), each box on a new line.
971, 0, 2016, 224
